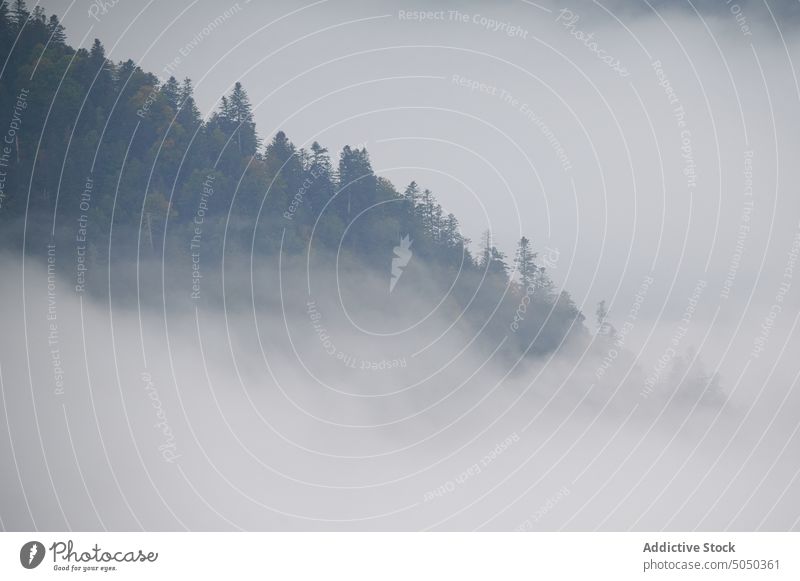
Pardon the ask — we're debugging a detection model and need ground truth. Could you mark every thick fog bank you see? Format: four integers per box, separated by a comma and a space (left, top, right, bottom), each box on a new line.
0, 255, 797, 531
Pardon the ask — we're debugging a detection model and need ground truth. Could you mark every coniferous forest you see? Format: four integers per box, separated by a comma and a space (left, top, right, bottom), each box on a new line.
0, 1, 586, 360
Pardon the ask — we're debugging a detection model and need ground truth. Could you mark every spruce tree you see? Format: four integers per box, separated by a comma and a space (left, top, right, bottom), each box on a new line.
46, 14, 65, 43
160, 76, 181, 110
338, 145, 375, 217
177, 78, 201, 127
228, 81, 253, 124
0, 2, 11, 49
227, 82, 258, 155
11, 0, 28, 29
306, 141, 334, 214
514, 236, 537, 290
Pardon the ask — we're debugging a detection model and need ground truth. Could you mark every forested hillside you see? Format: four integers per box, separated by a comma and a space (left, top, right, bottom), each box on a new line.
0, 1, 586, 358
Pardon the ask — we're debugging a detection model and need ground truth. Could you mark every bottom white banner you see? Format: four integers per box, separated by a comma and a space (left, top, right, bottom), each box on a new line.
0, 532, 797, 580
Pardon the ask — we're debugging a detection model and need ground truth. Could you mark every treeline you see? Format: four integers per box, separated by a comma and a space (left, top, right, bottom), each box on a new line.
0, 1, 587, 357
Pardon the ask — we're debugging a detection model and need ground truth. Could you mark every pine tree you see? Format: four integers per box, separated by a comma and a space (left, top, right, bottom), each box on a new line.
479, 230, 508, 278
595, 300, 616, 338
177, 78, 201, 125
160, 76, 180, 110
89, 38, 105, 63
419, 188, 435, 235
266, 130, 304, 201
480, 229, 493, 267
267, 131, 301, 169
442, 213, 461, 248
46, 14, 65, 43
215, 95, 236, 134
11, 0, 28, 29
489, 246, 508, 278
225, 82, 258, 155
306, 141, 334, 214
338, 145, 375, 217
88, 38, 114, 111
219, 95, 232, 120
403, 181, 419, 208
431, 202, 443, 243
116, 59, 137, 85
178, 78, 194, 107
228, 81, 253, 124
514, 236, 537, 290
535, 266, 555, 301
0, 2, 11, 49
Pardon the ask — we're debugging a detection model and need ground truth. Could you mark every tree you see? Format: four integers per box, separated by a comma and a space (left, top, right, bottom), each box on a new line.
227, 81, 258, 155
595, 300, 617, 340
514, 236, 537, 291
11, 0, 28, 29
260, 130, 305, 223
431, 202, 443, 243
480, 229, 508, 279
534, 266, 555, 301
418, 188, 435, 235
207, 84, 259, 174
0, 2, 11, 50
338, 145, 376, 217
306, 141, 334, 215
46, 14, 65, 43
228, 82, 252, 124
177, 78, 201, 128
595, 300, 608, 333
87, 38, 114, 109
89, 37, 105, 63
488, 246, 508, 278
442, 213, 462, 248
480, 230, 492, 268
403, 181, 419, 209
116, 58, 137, 85
160, 76, 181, 110
265, 130, 303, 189
218, 95, 233, 124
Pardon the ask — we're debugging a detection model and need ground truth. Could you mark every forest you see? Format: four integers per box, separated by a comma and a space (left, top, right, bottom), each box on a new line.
0, 0, 587, 359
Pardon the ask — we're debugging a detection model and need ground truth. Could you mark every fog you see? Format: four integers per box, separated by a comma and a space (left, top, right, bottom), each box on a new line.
0, 0, 798, 531
0, 249, 797, 531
